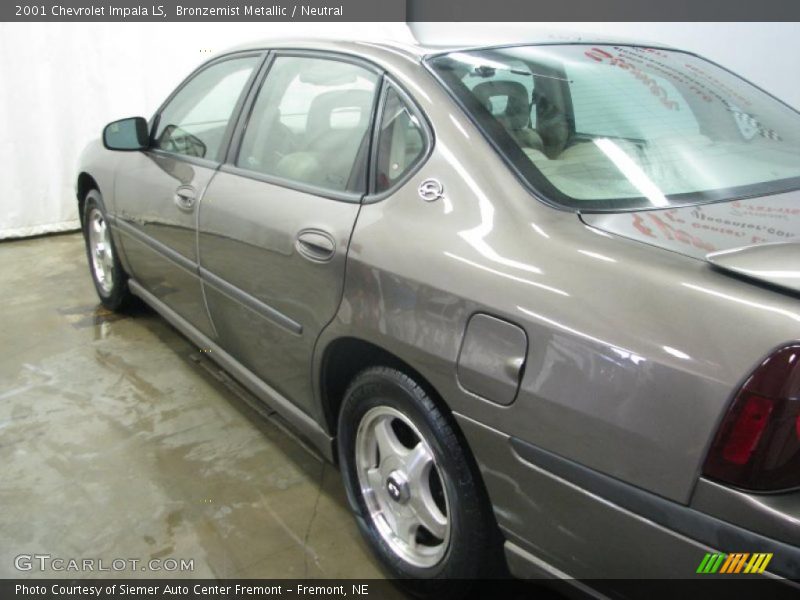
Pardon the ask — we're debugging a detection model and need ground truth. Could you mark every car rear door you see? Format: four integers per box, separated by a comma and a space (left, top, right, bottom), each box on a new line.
113, 52, 263, 338
197, 52, 381, 413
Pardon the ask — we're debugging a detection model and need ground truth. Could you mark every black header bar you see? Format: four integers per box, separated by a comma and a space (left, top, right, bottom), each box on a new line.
3, 0, 800, 22
2, 579, 799, 600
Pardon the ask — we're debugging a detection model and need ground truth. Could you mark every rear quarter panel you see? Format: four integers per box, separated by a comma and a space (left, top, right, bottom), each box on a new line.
316, 62, 800, 506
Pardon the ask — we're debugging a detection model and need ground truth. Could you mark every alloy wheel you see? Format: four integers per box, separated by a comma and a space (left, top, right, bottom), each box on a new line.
354, 405, 451, 568
87, 208, 114, 295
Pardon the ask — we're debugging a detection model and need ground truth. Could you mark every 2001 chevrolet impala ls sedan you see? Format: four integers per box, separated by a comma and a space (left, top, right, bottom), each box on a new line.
77, 38, 800, 591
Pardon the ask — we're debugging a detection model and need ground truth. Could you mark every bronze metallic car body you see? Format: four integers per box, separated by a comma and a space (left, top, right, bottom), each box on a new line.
77, 38, 800, 583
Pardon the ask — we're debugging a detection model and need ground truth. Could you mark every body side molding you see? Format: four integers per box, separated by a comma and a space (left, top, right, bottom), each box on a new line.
128, 279, 332, 460
199, 267, 303, 336
113, 217, 197, 275
112, 216, 302, 336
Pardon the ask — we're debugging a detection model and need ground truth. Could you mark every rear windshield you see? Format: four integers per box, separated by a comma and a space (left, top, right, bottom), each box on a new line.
427, 45, 800, 211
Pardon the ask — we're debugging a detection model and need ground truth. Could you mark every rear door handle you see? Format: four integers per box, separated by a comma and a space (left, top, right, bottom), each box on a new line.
174, 186, 197, 212
296, 230, 335, 263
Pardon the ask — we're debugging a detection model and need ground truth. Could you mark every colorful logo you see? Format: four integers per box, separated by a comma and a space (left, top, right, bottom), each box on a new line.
696, 552, 773, 574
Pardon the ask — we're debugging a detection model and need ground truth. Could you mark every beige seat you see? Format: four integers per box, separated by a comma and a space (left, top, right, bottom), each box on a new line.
274, 89, 373, 191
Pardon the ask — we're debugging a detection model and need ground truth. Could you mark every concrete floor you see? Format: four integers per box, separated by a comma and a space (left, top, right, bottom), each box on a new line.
0, 232, 396, 581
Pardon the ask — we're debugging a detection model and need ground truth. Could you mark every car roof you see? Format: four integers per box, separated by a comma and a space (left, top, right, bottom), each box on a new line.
222, 33, 669, 62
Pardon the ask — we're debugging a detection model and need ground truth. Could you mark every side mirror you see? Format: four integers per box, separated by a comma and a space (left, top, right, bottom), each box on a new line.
103, 117, 149, 151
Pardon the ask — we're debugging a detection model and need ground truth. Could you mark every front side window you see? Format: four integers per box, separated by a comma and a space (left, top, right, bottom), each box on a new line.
428, 45, 800, 210
154, 56, 259, 160
375, 87, 426, 193
237, 56, 379, 193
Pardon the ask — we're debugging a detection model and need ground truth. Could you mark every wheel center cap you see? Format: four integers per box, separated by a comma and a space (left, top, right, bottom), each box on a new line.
385, 471, 410, 504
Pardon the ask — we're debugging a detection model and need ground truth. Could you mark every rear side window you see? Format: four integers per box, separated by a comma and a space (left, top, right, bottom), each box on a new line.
374, 87, 426, 193
237, 56, 379, 193
154, 56, 259, 160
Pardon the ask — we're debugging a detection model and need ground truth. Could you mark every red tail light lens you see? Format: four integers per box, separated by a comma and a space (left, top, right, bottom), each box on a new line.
703, 345, 800, 491
719, 394, 774, 465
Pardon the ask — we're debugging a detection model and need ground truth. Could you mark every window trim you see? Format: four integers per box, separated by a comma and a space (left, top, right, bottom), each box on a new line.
364, 75, 434, 203
147, 50, 268, 167
217, 164, 364, 203
222, 50, 276, 165
221, 49, 385, 203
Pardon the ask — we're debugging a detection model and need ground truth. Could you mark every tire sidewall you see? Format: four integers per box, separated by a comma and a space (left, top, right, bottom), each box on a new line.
83, 190, 128, 310
338, 368, 487, 584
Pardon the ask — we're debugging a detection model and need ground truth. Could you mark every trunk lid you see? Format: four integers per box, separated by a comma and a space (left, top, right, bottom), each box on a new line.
582, 192, 800, 294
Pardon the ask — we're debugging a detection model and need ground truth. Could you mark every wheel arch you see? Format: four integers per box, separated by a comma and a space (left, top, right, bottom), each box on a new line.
319, 337, 419, 437
317, 336, 480, 473
76, 172, 100, 227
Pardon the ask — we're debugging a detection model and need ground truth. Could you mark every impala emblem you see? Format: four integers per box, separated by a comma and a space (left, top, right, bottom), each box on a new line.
387, 480, 401, 500
418, 178, 444, 202
385, 472, 409, 504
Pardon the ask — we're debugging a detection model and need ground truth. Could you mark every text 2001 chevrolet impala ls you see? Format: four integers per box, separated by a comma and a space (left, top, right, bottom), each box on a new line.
77, 38, 800, 591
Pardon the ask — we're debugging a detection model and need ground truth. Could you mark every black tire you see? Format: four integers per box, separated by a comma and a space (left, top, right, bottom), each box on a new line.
337, 366, 502, 596
82, 190, 132, 311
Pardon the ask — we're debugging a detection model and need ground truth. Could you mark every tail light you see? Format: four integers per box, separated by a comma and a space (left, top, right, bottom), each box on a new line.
703, 344, 800, 491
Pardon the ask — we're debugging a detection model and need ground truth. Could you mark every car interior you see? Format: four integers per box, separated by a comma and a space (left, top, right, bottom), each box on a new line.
464, 67, 643, 198
237, 61, 377, 193
454, 53, 800, 202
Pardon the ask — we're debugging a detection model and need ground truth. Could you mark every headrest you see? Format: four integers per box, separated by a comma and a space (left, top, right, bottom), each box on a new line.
472, 80, 531, 130
306, 89, 373, 138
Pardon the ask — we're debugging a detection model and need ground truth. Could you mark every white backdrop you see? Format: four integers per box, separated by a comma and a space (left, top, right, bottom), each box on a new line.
1, 22, 798, 238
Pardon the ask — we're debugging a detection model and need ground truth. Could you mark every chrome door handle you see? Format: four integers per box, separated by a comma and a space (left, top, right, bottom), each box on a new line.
174, 186, 197, 212
296, 230, 335, 263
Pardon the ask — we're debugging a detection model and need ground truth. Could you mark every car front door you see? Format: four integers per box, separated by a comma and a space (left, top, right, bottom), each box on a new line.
113, 53, 263, 338
197, 53, 381, 413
